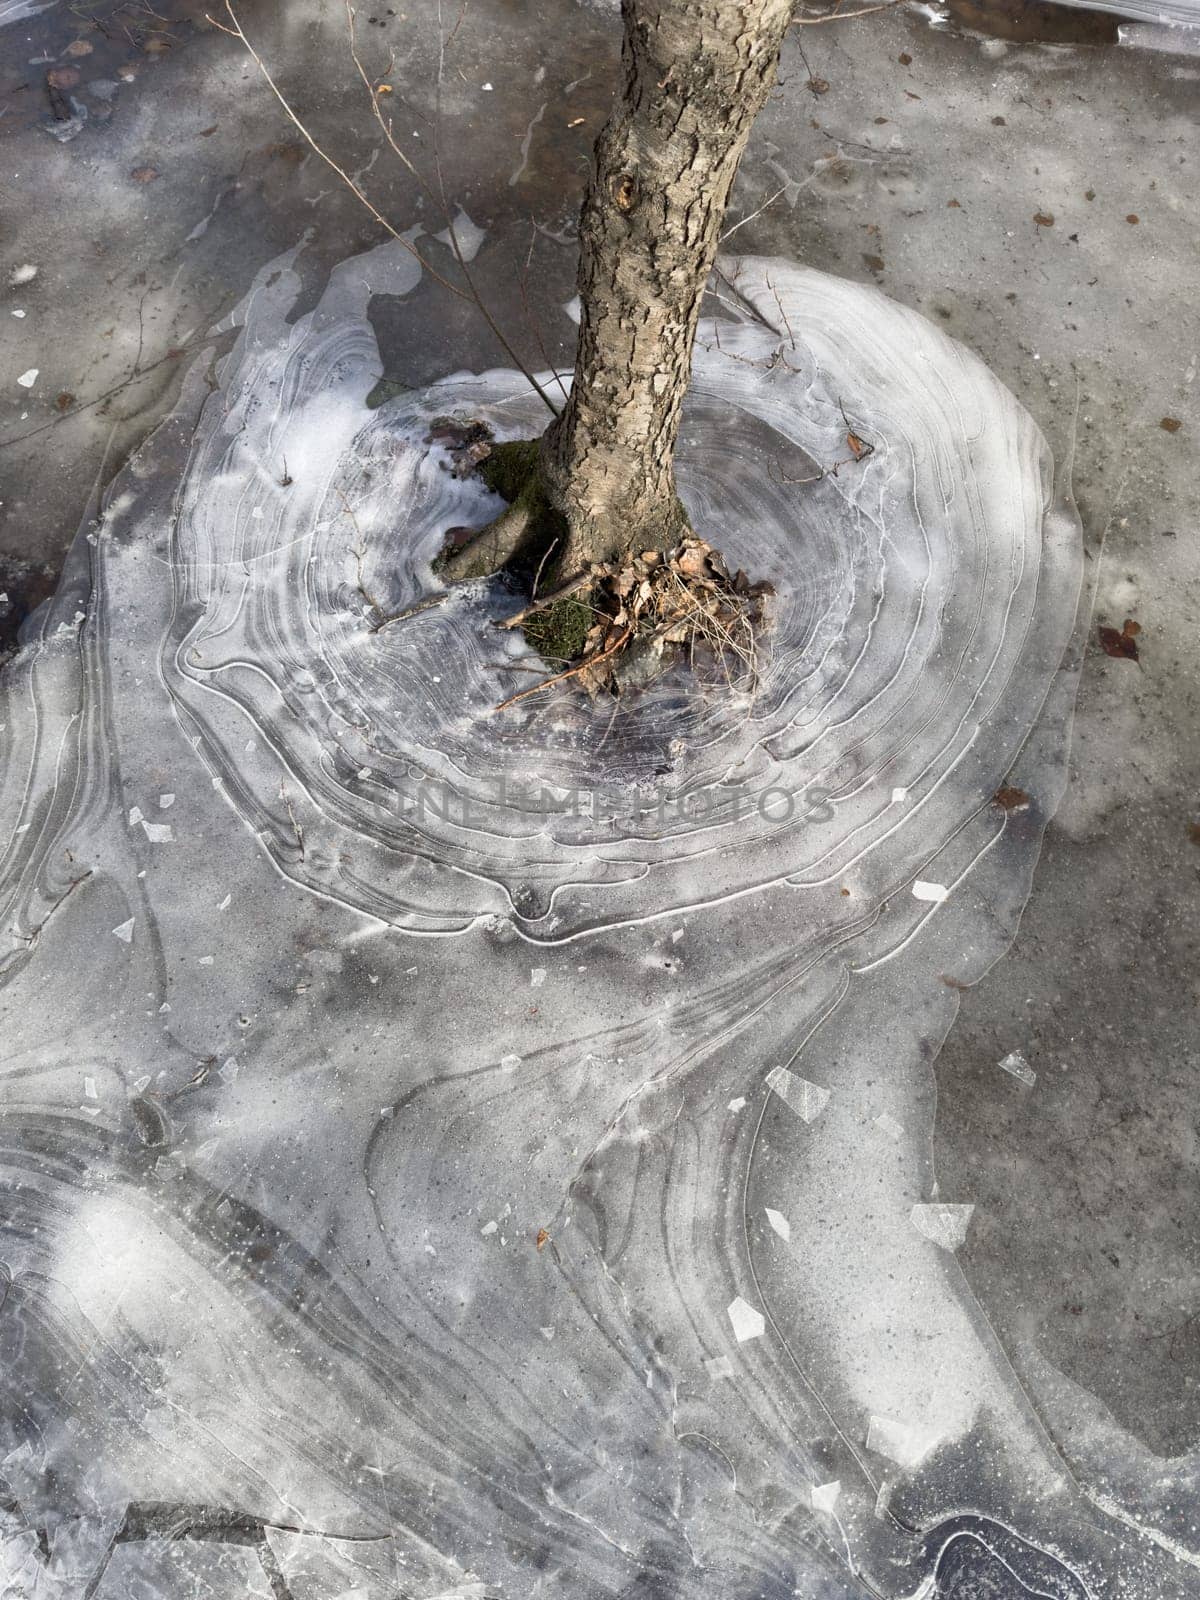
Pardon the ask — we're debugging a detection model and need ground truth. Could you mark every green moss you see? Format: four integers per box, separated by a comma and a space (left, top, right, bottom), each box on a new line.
480, 439, 541, 503
524, 596, 592, 662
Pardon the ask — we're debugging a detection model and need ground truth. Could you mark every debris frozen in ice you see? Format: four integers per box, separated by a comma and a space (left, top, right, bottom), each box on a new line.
765, 1066, 830, 1124
727, 1296, 766, 1343
999, 1050, 1037, 1087
811, 1480, 841, 1514
910, 1203, 975, 1251
764, 1207, 791, 1241
912, 880, 950, 903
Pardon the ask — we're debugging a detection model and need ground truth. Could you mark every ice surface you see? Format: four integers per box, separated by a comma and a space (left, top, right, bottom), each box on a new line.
1, 237, 1193, 1597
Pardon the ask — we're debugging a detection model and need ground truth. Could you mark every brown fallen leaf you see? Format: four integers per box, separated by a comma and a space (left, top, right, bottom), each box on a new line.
993, 785, 1030, 812
1160, 417, 1182, 433
808, 77, 830, 94
65, 39, 94, 56
199, 124, 218, 137
131, 165, 159, 183
904, 90, 921, 100
536, 1228, 550, 1251
1033, 212, 1054, 227
1126, 213, 1139, 224
375, 83, 393, 95
1084, 188, 1095, 200
55, 392, 75, 412
992, 115, 1006, 125
1188, 822, 1200, 846
847, 430, 868, 459
939, 974, 971, 991
47, 65, 81, 90
1098, 617, 1140, 661
898, 50, 912, 64
947, 198, 961, 208
862, 253, 885, 274
143, 37, 171, 53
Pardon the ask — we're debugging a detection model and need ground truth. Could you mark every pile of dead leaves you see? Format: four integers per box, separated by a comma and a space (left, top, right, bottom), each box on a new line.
497, 536, 772, 709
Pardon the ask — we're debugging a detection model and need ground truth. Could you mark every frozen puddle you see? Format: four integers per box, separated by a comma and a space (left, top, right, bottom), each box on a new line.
1, 239, 1191, 1596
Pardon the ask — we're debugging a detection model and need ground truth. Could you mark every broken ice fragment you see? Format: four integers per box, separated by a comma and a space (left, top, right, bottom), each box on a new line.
910, 1202, 974, 1251
912, 880, 949, 903
16, 369, 38, 389
530, 968, 546, 987
158, 793, 175, 809
764, 1207, 791, 1241
727, 1296, 765, 1343
874, 1112, 904, 1140
811, 1480, 841, 1514
111, 918, 134, 943
891, 787, 908, 803
765, 1065, 830, 1123
141, 820, 174, 843
499, 1053, 521, 1072
998, 1050, 1036, 1086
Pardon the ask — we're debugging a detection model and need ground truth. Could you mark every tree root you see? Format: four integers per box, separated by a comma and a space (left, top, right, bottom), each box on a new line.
436, 440, 566, 585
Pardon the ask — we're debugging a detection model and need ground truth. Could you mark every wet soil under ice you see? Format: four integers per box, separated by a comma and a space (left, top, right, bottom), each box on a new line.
1, 2, 1199, 1597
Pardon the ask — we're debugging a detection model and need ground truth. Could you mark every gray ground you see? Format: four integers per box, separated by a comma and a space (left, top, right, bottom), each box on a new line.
1, 0, 1197, 1556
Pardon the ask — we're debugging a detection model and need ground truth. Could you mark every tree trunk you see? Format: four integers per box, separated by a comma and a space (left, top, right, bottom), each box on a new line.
441, 0, 793, 586
541, 0, 795, 574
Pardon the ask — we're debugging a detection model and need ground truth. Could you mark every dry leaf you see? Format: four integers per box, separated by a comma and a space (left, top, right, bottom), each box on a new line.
1098, 618, 1140, 661
131, 166, 159, 183
993, 785, 1030, 811
1160, 417, 1182, 433
536, 1228, 549, 1251
1033, 212, 1054, 227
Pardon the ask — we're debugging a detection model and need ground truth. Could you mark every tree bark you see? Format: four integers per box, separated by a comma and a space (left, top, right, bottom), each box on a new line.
540, 0, 795, 573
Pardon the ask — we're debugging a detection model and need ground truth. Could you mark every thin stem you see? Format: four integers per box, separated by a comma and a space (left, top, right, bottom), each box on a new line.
207, 2, 467, 301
